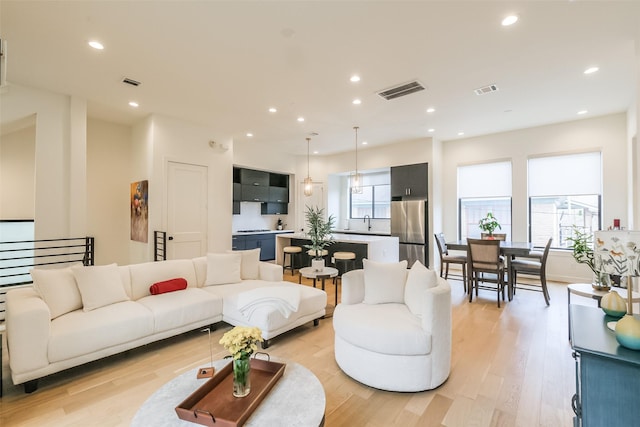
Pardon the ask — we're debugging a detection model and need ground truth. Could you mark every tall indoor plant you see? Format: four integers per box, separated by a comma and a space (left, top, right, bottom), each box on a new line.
566, 226, 610, 290
478, 212, 501, 238
304, 205, 335, 271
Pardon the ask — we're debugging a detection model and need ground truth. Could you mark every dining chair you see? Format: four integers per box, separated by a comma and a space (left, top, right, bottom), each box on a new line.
510, 238, 552, 305
467, 238, 506, 307
434, 233, 467, 292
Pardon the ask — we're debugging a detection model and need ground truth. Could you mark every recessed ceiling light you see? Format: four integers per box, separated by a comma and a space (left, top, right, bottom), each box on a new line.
246, 133, 253, 137
350, 75, 361, 82
297, 117, 305, 122
268, 107, 277, 113
426, 108, 435, 113
577, 110, 588, 115
88, 40, 104, 50
313, 150, 319, 154
362, 141, 368, 145
458, 131, 465, 136
502, 15, 518, 26
584, 67, 599, 75
128, 101, 139, 108
352, 99, 361, 105
428, 128, 435, 133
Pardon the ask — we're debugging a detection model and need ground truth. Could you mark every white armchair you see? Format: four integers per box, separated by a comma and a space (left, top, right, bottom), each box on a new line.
333, 260, 451, 392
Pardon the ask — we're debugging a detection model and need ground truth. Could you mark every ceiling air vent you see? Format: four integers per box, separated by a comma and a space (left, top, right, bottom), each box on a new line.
122, 77, 141, 87
474, 84, 498, 95
377, 80, 425, 100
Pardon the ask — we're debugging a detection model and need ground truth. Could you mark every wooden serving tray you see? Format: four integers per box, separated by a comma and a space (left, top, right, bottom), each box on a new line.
175, 358, 286, 427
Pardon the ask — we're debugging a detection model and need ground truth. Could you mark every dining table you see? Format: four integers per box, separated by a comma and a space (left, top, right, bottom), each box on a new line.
446, 239, 534, 301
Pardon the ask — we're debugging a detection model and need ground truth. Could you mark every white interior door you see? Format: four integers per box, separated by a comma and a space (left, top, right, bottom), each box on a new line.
298, 182, 324, 233
167, 161, 208, 259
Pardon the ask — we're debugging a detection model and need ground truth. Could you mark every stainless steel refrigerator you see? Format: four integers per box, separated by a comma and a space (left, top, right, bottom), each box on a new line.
391, 199, 428, 267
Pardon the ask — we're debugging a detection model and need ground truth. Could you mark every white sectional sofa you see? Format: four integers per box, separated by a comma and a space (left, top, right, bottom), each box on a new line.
6, 249, 326, 392
333, 259, 451, 392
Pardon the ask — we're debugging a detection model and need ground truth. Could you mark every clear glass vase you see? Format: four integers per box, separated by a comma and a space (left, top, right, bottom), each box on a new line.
233, 357, 251, 397
593, 271, 611, 291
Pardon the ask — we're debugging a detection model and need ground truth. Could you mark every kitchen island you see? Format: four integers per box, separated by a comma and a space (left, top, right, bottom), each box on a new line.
275, 232, 399, 269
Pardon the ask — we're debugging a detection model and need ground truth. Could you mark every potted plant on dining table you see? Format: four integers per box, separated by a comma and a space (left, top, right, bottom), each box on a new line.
478, 212, 501, 239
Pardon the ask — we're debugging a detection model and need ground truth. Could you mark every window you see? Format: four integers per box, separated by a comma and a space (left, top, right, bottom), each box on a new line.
528, 152, 601, 248
349, 171, 391, 219
350, 184, 391, 219
458, 161, 512, 240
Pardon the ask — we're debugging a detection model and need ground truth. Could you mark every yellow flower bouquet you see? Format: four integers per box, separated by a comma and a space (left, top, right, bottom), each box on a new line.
219, 326, 263, 359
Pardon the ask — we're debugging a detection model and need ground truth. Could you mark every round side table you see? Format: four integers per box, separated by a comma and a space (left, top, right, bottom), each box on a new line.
298, 267, 339, 304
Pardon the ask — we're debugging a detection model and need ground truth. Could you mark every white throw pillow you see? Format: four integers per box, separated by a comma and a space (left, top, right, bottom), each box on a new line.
226, 248, 260, 280
30, 265, 83, 319
362, 259, 408, 304
72, 264, 130, 311
404, 260, 438, 316
205, 252, 242, 285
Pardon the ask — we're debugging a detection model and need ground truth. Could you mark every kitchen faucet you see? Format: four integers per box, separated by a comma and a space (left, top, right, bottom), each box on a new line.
364, 214, 371, 231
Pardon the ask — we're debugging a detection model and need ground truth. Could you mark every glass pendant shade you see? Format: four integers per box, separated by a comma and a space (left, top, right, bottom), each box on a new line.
350, 172, 362, 194
304, 137, 313, 196
304, 176, 313, 196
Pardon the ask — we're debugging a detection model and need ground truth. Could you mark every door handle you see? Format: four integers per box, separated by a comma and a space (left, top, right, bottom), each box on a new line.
168, 236, 174, 240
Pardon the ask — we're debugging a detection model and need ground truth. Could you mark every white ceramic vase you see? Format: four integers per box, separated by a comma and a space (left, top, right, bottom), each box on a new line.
311, 258, 324, 272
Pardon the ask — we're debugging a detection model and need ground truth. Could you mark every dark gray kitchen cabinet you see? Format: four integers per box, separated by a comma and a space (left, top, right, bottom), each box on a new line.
391, 163, 428, 200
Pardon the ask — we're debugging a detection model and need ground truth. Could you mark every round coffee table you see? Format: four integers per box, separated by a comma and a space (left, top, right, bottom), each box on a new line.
132, 358, 325, 426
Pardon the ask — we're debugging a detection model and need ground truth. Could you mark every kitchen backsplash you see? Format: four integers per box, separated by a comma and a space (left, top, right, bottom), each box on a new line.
232, 202, 289, 232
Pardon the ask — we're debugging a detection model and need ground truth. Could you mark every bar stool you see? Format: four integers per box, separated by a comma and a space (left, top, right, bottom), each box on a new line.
283, 246, 302, 275
332, 252, 356, 298
307, 249, 329, 260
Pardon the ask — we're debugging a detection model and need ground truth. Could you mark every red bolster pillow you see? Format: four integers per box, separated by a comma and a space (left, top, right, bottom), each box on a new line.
150, 278, 188, 295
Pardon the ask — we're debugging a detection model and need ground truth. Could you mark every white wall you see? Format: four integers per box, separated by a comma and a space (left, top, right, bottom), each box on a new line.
0, 84, 89, 239
144, 114, 234, 261
87, 118, 131, 265
442, 113, 629, 283
0, 124, 35, 219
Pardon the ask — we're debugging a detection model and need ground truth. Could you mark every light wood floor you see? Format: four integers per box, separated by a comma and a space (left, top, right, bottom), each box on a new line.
0, 273, 580, 426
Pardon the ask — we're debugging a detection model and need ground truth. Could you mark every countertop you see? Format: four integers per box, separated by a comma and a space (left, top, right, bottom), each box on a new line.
232, 229, 295, 236
331, 229, 391, 236
278, 232, 398, 244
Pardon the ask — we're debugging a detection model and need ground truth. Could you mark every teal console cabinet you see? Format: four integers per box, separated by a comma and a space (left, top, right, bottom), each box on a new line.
570, 304, 640, 426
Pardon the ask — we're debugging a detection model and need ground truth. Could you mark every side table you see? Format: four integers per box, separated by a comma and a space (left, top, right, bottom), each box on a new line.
567, 283, 640, 339
299, 267, 339, 305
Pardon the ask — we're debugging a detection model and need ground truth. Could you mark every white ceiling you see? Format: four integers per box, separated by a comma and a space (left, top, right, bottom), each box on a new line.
1, 1, 638, 155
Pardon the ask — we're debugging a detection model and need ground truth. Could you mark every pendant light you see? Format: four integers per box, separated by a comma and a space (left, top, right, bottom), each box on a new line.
304, 137, 313, 196
350, 126, 363, 194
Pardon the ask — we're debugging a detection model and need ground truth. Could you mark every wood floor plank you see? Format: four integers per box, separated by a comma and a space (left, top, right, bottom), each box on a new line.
0, 274, 578, 426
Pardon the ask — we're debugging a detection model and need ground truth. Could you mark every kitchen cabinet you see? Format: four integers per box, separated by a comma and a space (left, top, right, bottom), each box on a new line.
240, 168, 269, 186
232, 233, 277, 261
268, 186, 288, 203
261, 202, 287, 215
391, 163, 428, 200
570, 304, 640, 426
241, 184, 269, 202
232, 167, 290, 213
